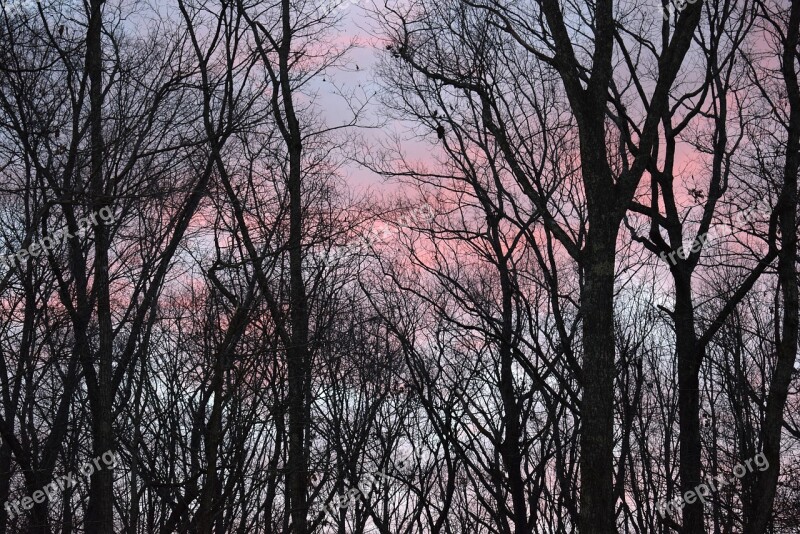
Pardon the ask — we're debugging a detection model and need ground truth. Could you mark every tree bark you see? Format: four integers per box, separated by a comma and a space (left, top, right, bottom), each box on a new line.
747, 1, 800, 529
673, 273, 703, 532
83, 0, 115, 529
278, 1, 310, 529
578, 227, 618, 534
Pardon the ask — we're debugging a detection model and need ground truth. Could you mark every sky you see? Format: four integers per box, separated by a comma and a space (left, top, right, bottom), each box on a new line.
311, 0, 435, 195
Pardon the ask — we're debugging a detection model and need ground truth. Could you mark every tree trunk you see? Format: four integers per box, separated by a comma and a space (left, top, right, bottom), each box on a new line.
83, 0, 115, 529
286, 141, 309, 533
747, 2, 800, 529
674, 273, 704, 532
497, 253, 531, 534
578, 227, 618, 534
274, 0, 310, 530
197, 359, 224, 534
0, 443, 10, 533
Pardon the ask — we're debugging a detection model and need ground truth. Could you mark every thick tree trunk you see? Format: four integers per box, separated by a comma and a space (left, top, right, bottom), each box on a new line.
197, 360, 224, 534
28, 496, 50, 534
0, 443, 10, 533
578, 228, 618, 534
275, 1, 310, 530
673, 274, 704, 532
85, 394, 114, 533
83, 0, 115, 530
286, 141, 309, 533
747, 3, 800, 529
